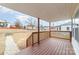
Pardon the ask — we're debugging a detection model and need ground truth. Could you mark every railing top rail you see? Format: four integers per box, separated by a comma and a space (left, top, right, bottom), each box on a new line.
51, 30, 72, 32
32, 31, 49, 34
32, 31, 72, 34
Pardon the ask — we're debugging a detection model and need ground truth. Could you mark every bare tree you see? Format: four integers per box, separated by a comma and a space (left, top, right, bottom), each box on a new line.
25, 17, 36, 29
15, 19, 22, 29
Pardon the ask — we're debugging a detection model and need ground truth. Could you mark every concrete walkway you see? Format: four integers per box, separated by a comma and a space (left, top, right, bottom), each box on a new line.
4, 35, 20, 55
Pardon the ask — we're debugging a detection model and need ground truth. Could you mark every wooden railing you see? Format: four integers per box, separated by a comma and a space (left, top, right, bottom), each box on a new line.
26, 31, 72, 47
26, 31, 49, 47
51, 31, 72, 40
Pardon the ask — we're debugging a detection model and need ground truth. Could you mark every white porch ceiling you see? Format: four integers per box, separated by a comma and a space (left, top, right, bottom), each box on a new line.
0, 3, 78, 22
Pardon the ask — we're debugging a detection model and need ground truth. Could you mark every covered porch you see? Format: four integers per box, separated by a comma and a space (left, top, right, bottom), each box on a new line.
0, 3, 79, 55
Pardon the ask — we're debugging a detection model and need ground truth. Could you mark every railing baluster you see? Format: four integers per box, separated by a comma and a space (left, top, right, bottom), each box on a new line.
32, 33, 34, 46
26, 39, 28, 47
70, 32, 72, 42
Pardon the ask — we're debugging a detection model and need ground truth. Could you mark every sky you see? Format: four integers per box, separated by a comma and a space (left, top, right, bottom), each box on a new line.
0, 5, 24, 25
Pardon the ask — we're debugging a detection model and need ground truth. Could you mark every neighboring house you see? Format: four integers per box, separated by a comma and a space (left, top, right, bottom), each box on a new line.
51, 22, 72, 31
0, 20, 10, 28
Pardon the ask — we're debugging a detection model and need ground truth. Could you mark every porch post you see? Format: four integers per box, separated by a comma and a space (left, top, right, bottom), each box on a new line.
49, 22, 51, 37
38, 18, 40, 44
70, 17, 73, 42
